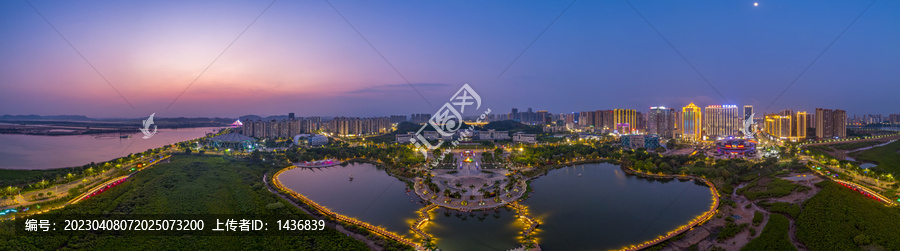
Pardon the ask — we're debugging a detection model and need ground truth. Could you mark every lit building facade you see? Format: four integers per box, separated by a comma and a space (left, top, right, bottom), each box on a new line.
614, 109, 638, 134
682, 103, 702, 141
327, 117, 391, 137
763, 110, 808, 141
795, 111, 808, 139
703, 105, 740, 139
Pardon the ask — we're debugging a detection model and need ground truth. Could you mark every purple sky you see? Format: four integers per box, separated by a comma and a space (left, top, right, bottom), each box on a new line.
1, 0, 897, 118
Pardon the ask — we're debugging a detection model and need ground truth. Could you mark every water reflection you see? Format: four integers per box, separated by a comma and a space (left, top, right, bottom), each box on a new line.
279, 162, 714, 251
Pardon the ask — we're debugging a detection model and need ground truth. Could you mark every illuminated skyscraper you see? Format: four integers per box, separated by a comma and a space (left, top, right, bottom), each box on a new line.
765, 111, 808, 140
795, 111, 808, 139
703, 105, 740, 139
682, 103, 702, 141
614, 109, 637, 133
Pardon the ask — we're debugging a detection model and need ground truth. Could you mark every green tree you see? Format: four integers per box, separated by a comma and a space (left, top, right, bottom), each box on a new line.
250, 150, 263, 162
666, 139, 677, 149
659, 162, 672, 170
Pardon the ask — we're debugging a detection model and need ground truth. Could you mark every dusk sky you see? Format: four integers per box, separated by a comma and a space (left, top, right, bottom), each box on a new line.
1, 0, 897, 118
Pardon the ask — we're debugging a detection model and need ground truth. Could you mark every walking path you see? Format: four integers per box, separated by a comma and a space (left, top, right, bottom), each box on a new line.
263, 172, 385, 251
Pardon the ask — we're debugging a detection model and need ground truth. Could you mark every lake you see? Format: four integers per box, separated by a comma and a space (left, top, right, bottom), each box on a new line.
278, 162, 714, 250
0, 127, 221, 170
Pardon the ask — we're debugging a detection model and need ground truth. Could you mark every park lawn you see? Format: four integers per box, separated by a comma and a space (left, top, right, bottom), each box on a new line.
796, 181, 900, 251
855, 140, 900, 174
741, 214, 795, 251
0, 155, 373, 250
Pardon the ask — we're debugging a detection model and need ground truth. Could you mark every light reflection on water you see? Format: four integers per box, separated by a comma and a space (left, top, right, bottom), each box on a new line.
279, 162, 713, 251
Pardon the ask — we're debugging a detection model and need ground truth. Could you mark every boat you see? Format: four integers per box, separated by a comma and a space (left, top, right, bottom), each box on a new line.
349, 174, 354, 181
120, 134, 132, 139
577, 173, 582, 177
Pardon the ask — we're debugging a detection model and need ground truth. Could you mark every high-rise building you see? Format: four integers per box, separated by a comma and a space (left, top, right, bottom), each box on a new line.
703, 105, 740, 139
815, 108, 846, 139
389, 115, 407, 124
833, 109, 846, 138
890, 114, 900, 124
600, 110, 614, 130
536, 110, 549, 125
648, 106, 678, 139
579, 111, 593, 127
410, 114, 431, 124
743, 105, 753, 121
816, 108, 833, 139
795, 111, 808, 139
682, 103, 702, 141
564, 113, 578, 125
614, 109, 637, 133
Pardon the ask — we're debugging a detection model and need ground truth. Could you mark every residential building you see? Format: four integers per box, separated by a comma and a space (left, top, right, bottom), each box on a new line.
648, 106, 679, 139
815, 108, 847, 139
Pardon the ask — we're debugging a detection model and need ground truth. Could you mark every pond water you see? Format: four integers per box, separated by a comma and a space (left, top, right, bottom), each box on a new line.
278, 162, 714, 250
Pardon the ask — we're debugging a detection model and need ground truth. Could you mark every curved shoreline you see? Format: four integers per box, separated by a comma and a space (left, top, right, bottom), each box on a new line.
273, 158, 720, 251
616, 167, 721, 251
271, 164, 422, 250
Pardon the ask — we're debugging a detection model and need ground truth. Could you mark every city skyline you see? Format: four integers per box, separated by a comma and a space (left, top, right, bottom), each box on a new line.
1, 1, 898, 118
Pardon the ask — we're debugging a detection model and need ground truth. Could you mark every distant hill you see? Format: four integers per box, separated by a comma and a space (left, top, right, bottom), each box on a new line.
239, 115, 264, 121
0, 114, 234, 128
483, 120, 542, 134
237, 115, 295, 121
0, 114, 93, 121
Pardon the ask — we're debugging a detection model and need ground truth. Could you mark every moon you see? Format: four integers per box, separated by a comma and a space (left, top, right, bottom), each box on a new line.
754, 2, 759, 6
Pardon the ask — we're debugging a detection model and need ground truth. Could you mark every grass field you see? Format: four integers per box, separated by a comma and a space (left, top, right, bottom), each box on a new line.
0, 155, 373, 250
797, 181, 900, 251
855, 140, 900, 174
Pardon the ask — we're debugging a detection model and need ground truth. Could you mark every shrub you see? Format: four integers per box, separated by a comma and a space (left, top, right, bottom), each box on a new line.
752, 211, 764, 226
742, 214, 795, 250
